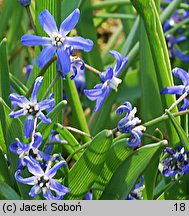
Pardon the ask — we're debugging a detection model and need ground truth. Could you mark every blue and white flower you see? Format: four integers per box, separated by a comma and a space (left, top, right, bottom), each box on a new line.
84, 50, 128, 112
21, 9, 93, 76
16, 157, 70, 200
9, 76, 55, 138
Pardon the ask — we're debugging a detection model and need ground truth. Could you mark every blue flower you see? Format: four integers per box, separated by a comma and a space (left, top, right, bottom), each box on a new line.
116, 102, 146, 147
18, 0, 31, 7
9, 76, 55, 138
160, 67, 189, 110
84, 50, 128, 112
9, 132, 50, 169
127, 176, 145, 200
162, 146, 189, 178
165, 34, 189, 62
84, 192, 92, 200
15, 157, 70, 200
21, 9, 93, 76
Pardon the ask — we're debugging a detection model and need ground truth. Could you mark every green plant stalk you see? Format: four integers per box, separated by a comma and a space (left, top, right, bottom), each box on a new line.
64, 73, 91, 143
92, 0, 131, 9
130, 0, 179, 145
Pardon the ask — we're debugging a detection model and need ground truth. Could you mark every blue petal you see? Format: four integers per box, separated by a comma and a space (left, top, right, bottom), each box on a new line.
37, 46, 56, 69
84, 88, 103, 101
172, 48, 189, 62
65, 36, 93, 52
24, 157, 44, 176
21, 34, 51, 46
37, 111, 51, 124
43, 189, 63, 200
9, 108, 25, 118
38, 151, 51, 162
179, 98, 189, 111
57, 48, 71, 76
46, 161, 66, 178
84, 192, 92, 200
116, 102, 132, 116
100, 67, 113, 83
9, 142, 20, 154
93, 88, 110, 112
38, 97, 55, 111
160, 85, 185, 95
172, 67, 189, 86
9, 93, 29, 107
32, 132, 43, 149
31, 76, 43, 103
60, 9, 80, 36
171, 36, 187, 45
109, 50, 122, 71
182, 164, 189, 175
15, 170, 36, 185
49, 179, 70, 195
38, 9, 58, 36
24, 115, 35, 138
128, 130, 142, 148
29, 185, 42, 198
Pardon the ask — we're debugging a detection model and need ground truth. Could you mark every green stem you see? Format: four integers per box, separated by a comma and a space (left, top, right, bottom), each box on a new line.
64, 126, 92, 138
94, 13, 136, 20
85, 63, 101, 75
25, 5, 38, 36
143, 110, 189, 128
92, 0, 130, 9
42, 73, 59, 100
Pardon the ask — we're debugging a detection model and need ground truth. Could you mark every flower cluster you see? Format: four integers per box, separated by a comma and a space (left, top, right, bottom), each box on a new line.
9, 76, 69, 200
160, 67, 189, 111
84, 50, 128, 112
161, 146, 189, 178
116, 101, 146, 148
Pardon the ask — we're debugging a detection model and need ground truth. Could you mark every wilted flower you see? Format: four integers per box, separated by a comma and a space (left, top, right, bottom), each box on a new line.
127, 176, 145, 200
162, 146, 189, 178
21, 9, 93, 76
116, 101, 146, 147
16, 157, 70, 200
84, 50, 128, 112
160, 67, 189, 110
9, 76, 55, 138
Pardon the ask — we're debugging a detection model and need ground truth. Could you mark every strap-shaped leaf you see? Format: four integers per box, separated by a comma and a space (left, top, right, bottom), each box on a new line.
100, 140, 166, 200
64, 129, 113, 200
0, 181, 21, 200
166, 111, 189, 151
93, 138, 132, 200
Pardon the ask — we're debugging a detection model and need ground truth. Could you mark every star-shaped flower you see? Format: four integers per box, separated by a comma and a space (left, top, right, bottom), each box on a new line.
160, 67, 189, 110
16, 157, 70, 200
21, 9, 93, 76
9, 76, 55, 138
84, 50, 128, 112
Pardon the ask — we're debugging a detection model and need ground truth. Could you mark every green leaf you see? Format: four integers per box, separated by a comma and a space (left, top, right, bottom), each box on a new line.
64, 129, 113, 200
166, 111, 189, 151
157, 174, 189, 200
93, 138, 132, 200
0, 38, 11, 107
100, 140, 166, 199
130, 0, 179, 146
0, 181, 20, 200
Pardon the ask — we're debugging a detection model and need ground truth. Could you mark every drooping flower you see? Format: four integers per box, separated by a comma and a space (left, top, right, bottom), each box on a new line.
9, 132, 50, 169
15, 157, 70, 200
160, 67, 189, 110
165, 34, 189, 62
116, 101, 146, 148
9, 76, 55, 138
127, 176, 145, 200
161, 146, 189, 178
21, 9, 93, 76
18, 0, 31, 7
84, 50, 128, 112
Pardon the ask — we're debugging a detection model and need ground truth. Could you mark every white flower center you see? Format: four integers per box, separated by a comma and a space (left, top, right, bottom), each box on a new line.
24, 103, 39, 116
107, 76, 122, 91
51, 32, 65, 47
